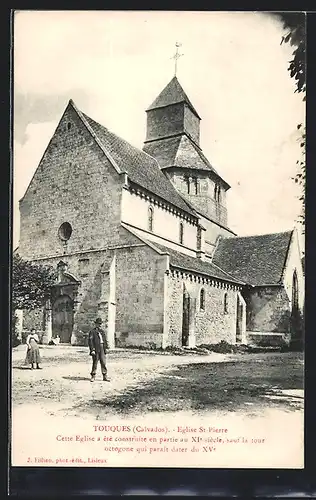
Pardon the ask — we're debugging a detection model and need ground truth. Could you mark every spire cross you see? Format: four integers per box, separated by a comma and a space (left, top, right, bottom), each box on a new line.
171, 42, 183, 76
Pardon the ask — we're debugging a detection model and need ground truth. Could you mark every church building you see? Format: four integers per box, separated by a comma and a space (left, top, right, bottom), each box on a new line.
17, 76, 305, 349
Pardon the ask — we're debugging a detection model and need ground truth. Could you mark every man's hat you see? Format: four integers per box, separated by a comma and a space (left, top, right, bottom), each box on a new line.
95, 318, 102, 325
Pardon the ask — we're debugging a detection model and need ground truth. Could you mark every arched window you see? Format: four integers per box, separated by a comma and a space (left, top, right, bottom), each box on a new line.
148, 206, 154, 232
200, 288, 205, 311
186, 177, 190, 194
194, 177, 199, 195
224, 292, 228, 313
179, 222, 184, 244
292, 270, 299, 311
214, 184, 221, 202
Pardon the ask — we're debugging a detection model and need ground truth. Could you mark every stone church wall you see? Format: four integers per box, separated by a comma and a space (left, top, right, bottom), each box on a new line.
115, 245, 168, 348
20, 226, 147, 344
127, 225, 197, 259
21, 250, 107, 341
166, 273, 239, 347
199, 216, 235, 256
169, 172, 228, 227
19, 103, 124, 261
244, 286, 291, 335
282, 230, 305, 313
121, 188, 198, 251
187, 193, 228, 227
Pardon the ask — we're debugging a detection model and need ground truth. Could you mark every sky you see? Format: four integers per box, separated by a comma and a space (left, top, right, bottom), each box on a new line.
13, 10, 305, 251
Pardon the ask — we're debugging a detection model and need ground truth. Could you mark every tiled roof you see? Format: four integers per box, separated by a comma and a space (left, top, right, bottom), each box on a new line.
143, 136, 182, 168
146, 76, 201, 119
146, 240, 244, 284
212, 231, 293, 286
75, 107, 195, 216
143, 135, 230, 189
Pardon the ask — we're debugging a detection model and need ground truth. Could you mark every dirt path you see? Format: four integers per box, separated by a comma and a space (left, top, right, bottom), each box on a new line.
12, 346, 303, 419
11, 346, 304, 469
12, 345, 233, 418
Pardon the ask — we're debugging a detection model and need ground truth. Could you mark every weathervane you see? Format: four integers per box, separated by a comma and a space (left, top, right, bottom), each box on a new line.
171, 42, 183, 76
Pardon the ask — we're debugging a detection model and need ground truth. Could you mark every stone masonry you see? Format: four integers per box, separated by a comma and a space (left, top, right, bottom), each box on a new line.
17, 76, 304, 349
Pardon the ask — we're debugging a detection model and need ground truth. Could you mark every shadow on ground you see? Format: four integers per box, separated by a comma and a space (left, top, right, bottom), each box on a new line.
62, 376, 91, 381
77, 354, 304, 417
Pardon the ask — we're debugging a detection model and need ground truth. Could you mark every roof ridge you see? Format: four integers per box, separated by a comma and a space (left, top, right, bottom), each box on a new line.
83, 112, 150, 161
223, 230, 293, 241
71, 103, 122, 174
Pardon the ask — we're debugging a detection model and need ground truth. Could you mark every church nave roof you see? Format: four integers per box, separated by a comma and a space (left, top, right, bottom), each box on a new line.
70, 100, 196, 217
212, 231, 293, 286
144, 240, 244, 285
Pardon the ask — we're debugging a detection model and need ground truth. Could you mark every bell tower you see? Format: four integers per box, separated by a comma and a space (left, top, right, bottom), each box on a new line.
143, 76, 231, 228
144, 76, 201, 147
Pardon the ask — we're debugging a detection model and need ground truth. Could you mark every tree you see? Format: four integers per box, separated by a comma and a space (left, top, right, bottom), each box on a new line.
12, 253, 56, 315
272, 12, 306, 227
12, 254, 56, 345
278, 13, 306, 95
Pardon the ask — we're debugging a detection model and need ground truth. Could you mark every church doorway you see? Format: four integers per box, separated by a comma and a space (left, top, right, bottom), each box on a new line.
182, 290, 190, 346
52, 294, 74, 343
236, 295, 243, 343
181, 287, 196, 347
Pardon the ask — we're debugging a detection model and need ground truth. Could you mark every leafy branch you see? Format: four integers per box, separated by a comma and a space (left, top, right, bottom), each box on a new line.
12, 253, 56, 311
274, 12, 306, 227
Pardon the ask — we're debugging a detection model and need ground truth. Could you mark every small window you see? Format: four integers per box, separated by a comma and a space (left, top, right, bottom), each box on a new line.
214, 184, 221, 202
193, 177, 199, 195
200, 288, 205, 311
186, 177, 191, 194
79, 258, 89, 276
58, 222, 72, 241
148, 206, 154, 232
67, 122, 72, 130
179, 222, 184, 245
224, 292, 228, 313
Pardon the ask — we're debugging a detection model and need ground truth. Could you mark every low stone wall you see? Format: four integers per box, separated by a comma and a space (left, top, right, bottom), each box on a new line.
247, 331, 290, 347
115, 331, 164, 349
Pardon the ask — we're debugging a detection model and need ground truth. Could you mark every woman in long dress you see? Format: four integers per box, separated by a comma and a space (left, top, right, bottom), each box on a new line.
25, 329, 42, 369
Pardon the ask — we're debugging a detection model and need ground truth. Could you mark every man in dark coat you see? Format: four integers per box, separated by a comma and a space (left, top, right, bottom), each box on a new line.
88, 318, 110, 382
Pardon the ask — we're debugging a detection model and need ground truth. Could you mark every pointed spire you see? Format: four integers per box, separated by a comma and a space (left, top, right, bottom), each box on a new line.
146, 76, 201, 120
